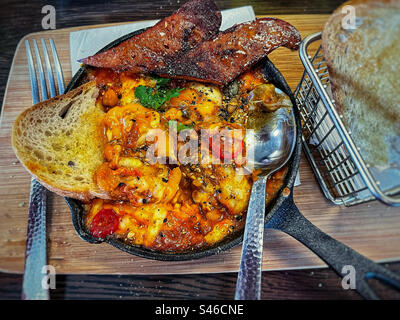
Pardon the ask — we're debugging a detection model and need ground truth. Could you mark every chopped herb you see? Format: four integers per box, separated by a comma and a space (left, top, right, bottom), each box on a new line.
153, 76, 171, 89
135, 83, 182, 110
167, 120, 194, 133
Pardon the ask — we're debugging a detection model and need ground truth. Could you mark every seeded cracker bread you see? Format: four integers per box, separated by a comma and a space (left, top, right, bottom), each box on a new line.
11, 81, 110, 202
322, 0, 400, 167
82, 0, 222, 72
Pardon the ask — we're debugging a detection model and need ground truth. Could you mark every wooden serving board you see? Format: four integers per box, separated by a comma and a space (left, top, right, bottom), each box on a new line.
1, 14, 400, 275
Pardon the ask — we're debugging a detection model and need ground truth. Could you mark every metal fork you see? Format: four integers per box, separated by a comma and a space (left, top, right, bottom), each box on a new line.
22, 38, 65, 300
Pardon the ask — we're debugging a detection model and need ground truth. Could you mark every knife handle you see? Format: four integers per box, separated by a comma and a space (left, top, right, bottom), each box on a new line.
235, 176, 268, 300
21, 178, 49, 300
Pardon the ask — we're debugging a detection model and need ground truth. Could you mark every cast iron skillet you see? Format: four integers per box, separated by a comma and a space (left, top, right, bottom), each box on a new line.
64, 28, 400, 299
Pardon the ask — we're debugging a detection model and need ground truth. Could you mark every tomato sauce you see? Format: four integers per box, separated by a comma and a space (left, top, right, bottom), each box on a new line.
84, 67, 289, 252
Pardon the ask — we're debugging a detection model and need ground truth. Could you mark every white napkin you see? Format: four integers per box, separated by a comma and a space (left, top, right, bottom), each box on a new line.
68, 6, 301, 187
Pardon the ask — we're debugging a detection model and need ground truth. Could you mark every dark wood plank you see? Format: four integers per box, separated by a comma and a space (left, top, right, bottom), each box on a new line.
2, 262, 400, 299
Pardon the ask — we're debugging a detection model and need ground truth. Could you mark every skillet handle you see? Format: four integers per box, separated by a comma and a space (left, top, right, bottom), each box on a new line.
266, 192, 400, 300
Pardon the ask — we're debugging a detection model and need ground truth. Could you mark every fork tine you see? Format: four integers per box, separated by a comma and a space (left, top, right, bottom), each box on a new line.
49, 38, 65, 94
24, 40, 40, 104
41, 38, 57, 98
32, 39, 48, 101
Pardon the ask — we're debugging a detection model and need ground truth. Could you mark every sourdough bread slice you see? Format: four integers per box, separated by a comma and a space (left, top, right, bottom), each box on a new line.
12, 81, 110, 201
322, 0, 400, 167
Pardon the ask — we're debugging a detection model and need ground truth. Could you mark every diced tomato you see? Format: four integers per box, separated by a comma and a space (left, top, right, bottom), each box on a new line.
209, 134, 244, 162
113, 167, 142, 177
90, 208, 119, 238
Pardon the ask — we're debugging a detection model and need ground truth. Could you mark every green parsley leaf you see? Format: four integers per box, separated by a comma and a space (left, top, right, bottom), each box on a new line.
134, 85, 155, 108
155, 77, 171, 90
135, 85, 182, 110
167, 120, 194, 133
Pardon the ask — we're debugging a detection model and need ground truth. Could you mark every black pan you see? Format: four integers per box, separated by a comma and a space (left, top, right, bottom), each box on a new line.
64, 28, 400, 299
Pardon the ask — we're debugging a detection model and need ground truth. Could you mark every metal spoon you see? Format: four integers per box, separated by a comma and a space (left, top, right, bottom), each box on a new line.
235, 103, 296, 300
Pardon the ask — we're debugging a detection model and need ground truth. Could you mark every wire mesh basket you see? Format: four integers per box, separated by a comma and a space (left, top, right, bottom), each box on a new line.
294, 32, 400, 207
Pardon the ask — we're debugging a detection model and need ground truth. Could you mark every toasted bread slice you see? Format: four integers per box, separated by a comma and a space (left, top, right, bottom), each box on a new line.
12, 81, 109, 202
159, 18, 301, 85
81, 0, 221, 72
322, 0, 400, 166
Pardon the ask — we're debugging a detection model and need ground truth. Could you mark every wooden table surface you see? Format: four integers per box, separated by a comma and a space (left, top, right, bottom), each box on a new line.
0, 0, 399, 300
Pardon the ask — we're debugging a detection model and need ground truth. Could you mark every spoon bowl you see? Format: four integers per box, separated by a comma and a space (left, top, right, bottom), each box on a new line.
247, 105, 296, 173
